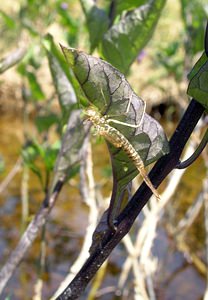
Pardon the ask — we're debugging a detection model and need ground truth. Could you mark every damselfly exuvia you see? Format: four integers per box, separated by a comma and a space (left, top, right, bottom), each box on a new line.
85, 107, 160, 201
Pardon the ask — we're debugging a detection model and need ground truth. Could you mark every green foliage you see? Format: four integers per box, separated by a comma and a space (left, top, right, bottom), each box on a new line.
80, 0, 109, 52
22, 140, 60, 188
17, 46, 45, 102
26, 71, 45, 101
181, 0, 208, 56
56, 1, 79, 47
0, 10, 16, 29
155, 41, 183, 81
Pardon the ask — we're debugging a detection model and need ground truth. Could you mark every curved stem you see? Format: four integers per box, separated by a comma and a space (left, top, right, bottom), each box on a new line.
176, 128, 208, 169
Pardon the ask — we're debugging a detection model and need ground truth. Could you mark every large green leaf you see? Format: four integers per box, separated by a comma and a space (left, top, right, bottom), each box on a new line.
100, 0, 166, 73
80, 0, 109, 52
61, 46, 169, 223
187, 52, 208, 111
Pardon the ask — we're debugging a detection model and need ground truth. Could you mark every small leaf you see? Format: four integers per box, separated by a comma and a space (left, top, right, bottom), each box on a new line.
187, 52, 208, 111
101, 0, 166, 73
27, 71, 45, 101
43, 146, 60, 172
22, 143, 39, 163
22, 143, 43, 184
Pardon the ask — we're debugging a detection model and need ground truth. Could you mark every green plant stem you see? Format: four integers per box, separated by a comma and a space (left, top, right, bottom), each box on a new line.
176, 128, 208, 169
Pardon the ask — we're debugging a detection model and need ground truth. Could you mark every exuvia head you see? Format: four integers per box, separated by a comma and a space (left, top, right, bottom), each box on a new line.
85, 108, 97, 118
84, 107, 104, 125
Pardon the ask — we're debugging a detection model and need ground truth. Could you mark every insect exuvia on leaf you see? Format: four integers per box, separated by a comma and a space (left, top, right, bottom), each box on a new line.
85, 107, 160, 201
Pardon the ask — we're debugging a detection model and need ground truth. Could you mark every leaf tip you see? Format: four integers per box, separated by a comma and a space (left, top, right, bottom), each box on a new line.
60, 45, 80, 67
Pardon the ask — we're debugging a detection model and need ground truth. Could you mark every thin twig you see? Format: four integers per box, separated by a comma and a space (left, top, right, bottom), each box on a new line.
0, 157, 22, 194
21, 164, 29, 231
0, 47, 27, 74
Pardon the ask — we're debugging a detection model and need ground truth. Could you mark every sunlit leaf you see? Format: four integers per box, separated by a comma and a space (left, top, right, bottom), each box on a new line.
100, 0, 166, 73
187, 52, 208, 111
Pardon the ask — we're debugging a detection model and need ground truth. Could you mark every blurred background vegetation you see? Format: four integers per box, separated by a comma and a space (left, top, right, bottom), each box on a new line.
0, 0, 207, 299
